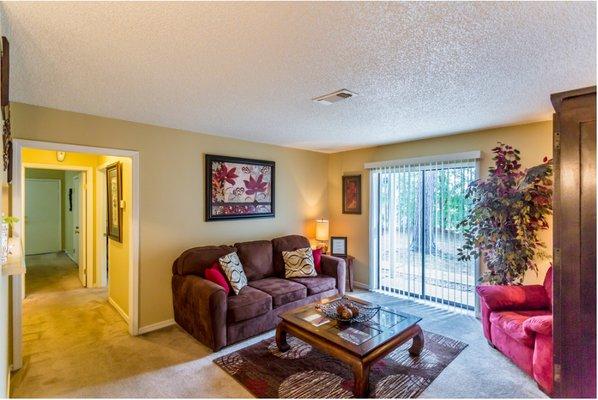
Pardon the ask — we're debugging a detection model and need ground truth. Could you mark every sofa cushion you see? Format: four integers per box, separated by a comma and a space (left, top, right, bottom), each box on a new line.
234, 240, 274, 281
248, 277, 307, 307
173, 245, 236, 276
490, 310, 550, 348
219, 252, 248, 295
290, 275, 336, 295
283, 247, 317, 278
227, 286, 272, 323
272, 235, 311, 277
312, 248, 323, 273
204, 261, 231, 295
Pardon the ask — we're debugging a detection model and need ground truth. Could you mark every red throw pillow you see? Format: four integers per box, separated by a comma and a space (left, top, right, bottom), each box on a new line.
312, 248, 323, 274
204, 262, 231, 295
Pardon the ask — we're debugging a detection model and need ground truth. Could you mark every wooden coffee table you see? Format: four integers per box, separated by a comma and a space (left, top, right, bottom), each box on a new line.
276, 295, 423, 398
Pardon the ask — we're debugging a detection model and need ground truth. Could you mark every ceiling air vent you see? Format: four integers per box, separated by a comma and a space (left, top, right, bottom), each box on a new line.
312, 89, 357, 105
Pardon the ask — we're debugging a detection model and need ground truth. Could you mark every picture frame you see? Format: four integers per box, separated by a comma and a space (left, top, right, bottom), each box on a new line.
342, 175, 361, 214
330, 236, 348, 257
106, 162, 123, 242
205, 154, 275, 221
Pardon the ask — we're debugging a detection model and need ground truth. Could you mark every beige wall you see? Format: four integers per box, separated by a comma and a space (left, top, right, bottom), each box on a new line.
328, 120, 553, 286
12, 102, 330, 328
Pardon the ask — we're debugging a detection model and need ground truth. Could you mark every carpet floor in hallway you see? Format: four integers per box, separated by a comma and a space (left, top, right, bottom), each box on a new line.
10, 253, 545, 398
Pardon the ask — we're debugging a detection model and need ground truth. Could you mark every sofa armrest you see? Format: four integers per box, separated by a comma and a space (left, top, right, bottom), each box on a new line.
476, 284, 550, 311
320, 255, 346, 295
172, 274, 227, 350
523, 315, 553, 336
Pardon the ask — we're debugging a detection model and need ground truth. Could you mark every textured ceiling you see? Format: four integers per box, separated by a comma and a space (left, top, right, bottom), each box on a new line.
1, 1, 596, 153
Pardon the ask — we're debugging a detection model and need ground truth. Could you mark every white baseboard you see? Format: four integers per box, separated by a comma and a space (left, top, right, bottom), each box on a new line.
353, 281, 370, 290
108, 297, 129, 323
138, 319, 175, 334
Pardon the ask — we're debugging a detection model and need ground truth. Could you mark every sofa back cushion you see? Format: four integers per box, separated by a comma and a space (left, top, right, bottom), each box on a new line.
234, 240, 274, 281
172, 245, 236, 276
271, 235, 311, 277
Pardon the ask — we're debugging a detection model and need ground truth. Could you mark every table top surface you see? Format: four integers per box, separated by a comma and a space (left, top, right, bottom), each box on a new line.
280, 295, 422, 357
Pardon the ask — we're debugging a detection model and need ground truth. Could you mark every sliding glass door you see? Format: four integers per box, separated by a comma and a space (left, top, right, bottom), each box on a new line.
373, 158, 477, 311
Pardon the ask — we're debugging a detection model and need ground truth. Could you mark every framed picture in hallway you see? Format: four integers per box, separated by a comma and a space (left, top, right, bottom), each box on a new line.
106, 162, 123, 242
342, 175, 361, 214
205, 154, 275, 221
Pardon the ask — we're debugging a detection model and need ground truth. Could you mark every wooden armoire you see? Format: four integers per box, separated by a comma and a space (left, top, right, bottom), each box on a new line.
551, 86, 596, 398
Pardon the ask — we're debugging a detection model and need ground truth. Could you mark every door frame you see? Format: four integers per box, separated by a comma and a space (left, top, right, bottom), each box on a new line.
24, 178, 62, 255
11, 139, 140, 371
95, 164, 108, 288
24, 165, 92, 283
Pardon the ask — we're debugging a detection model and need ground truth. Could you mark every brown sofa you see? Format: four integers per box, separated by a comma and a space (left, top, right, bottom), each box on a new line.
171, 235, 346, 350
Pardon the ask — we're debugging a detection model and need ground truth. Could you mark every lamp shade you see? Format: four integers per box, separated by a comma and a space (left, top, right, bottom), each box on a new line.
315, 219, 329, 241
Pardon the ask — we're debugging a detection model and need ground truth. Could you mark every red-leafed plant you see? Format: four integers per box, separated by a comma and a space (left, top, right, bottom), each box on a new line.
457, 143, 553, 284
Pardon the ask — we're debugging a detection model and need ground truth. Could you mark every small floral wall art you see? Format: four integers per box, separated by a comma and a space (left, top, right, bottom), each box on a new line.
205, 154, 275, 221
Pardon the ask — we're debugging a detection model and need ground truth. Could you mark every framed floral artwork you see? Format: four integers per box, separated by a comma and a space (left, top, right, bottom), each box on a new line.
106, 162, 123, 242
342, 175, 361, 214
205, 154, 275, 221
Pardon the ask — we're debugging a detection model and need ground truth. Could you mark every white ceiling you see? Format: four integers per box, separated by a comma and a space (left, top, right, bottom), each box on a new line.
1, 2, 596, 153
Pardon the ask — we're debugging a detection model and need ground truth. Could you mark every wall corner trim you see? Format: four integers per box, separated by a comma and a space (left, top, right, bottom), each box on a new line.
108, 297, 129, 324
138, 319, 175, 335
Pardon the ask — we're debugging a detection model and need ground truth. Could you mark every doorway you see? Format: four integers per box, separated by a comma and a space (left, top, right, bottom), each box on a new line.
11, 139, 140, 372
369, 153, 479, 312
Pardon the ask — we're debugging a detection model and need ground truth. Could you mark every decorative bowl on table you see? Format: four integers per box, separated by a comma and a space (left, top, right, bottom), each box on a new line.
315, 296, 381, 324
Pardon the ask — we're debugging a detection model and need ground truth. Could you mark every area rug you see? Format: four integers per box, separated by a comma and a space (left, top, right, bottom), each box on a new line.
214, 331, 467, 398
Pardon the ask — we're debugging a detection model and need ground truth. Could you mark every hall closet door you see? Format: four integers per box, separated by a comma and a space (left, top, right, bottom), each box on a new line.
551, 86, 596, 398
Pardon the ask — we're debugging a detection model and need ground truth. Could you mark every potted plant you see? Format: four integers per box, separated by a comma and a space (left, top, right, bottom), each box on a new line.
457, 143, 553, 284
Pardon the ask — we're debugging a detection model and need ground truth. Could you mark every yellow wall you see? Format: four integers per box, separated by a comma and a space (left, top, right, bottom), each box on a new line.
12, 102, 330, 328
98, 156, 132, 316
328, 120, 553, 286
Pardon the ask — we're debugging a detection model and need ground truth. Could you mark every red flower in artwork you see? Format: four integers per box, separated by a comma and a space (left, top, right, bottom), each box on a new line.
214, 164, 238, 185
244, 174, 268, 195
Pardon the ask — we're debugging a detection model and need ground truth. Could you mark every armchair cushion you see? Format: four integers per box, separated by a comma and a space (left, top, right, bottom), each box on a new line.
248, 277, 307, 307
489, 310, 550, 347
476, 284, 550, 311
227, 286, 272, 323
290, 275, 336, 295
523, 315, 553, 337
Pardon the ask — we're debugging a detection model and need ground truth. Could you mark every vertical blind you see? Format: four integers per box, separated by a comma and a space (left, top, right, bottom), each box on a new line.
369, 155, 478, 312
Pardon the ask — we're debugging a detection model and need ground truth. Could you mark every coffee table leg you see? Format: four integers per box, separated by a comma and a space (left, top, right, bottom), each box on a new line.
276, 323, 290, 352
353, 363, 370, 398
408, 325, 424, 356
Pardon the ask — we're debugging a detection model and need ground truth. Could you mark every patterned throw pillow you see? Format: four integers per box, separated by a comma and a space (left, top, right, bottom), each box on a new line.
218, 252, 248, 295
283, 247, 317, 278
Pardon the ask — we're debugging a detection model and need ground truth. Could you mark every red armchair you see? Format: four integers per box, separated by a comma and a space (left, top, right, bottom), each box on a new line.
477, 267, 553, 394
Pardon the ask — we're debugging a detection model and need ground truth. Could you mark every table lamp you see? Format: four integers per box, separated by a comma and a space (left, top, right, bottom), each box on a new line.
315, 219, 329, 253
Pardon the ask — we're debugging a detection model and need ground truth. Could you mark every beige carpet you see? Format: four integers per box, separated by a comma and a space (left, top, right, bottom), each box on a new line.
10, 252, 545, 398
